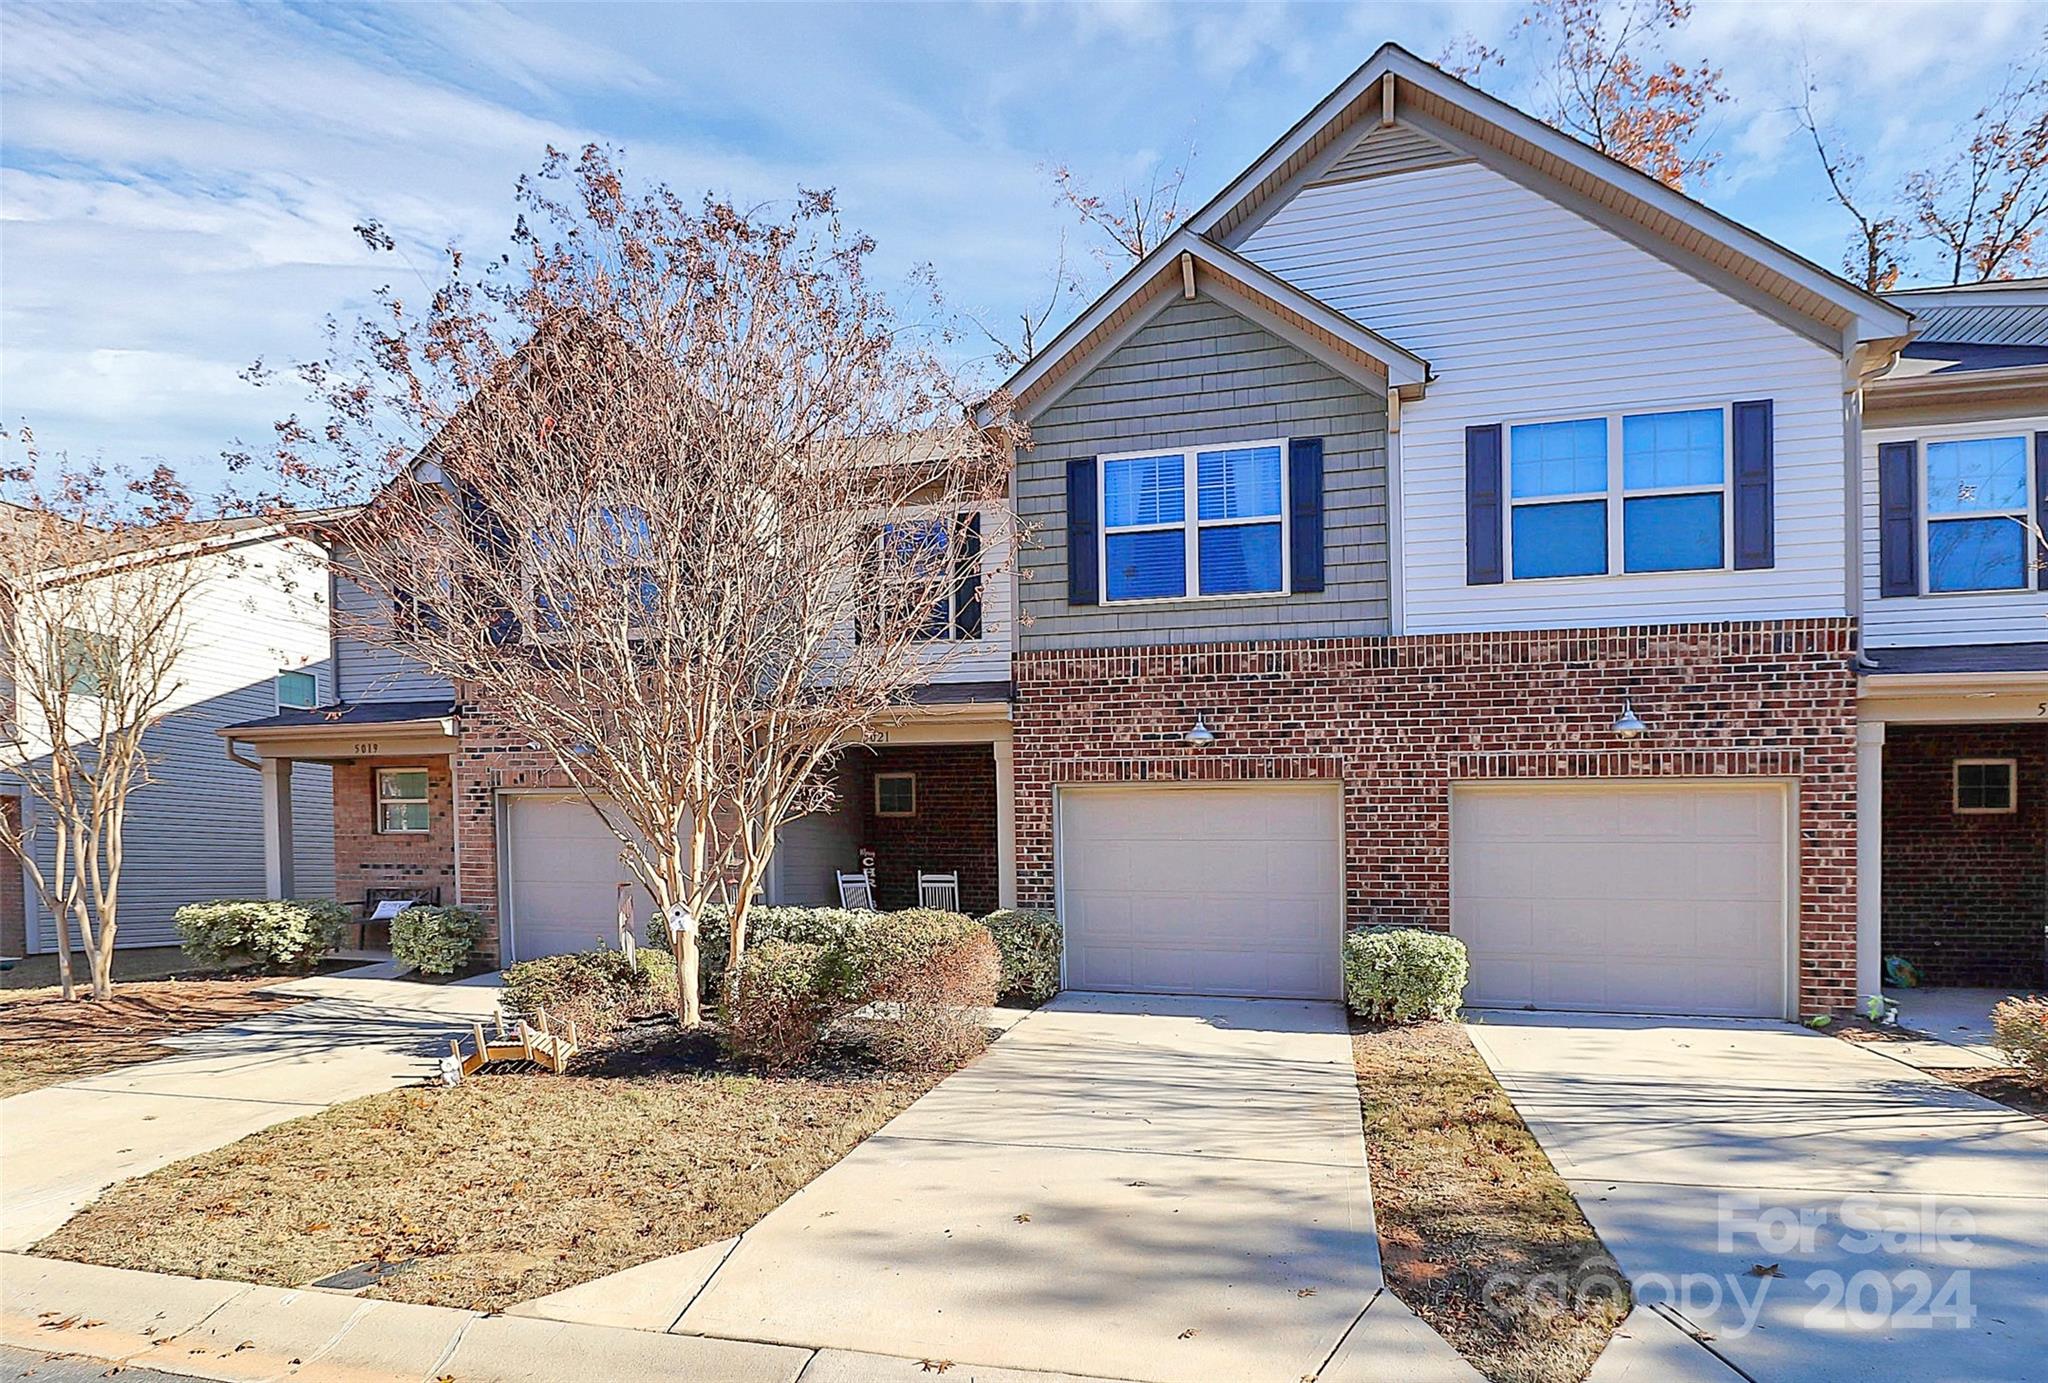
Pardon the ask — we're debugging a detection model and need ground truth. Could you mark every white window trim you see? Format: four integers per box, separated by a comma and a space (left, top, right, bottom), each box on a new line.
1953, 757, 2019, 815
1098, 438, 1292, 605
375, 767, 432, 835
1503, 403, 1733, 583
275, 668, 319, 711
876, 507, 982, 643
875, 771, 917, 818
1918, 433, 2035, 598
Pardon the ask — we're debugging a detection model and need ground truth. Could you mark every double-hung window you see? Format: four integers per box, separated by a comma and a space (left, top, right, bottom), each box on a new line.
1508, 406, 1728, 579
1925, 436, 2031, 593
877, 513, 979, 640
1101, 441, 1286, 601
375, 769, 430, 834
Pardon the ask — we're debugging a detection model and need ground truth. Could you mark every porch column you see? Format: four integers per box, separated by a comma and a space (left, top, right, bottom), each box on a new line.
261, 757, 296, 899
993, 730, 1016, 909
1855, 719, 1885, 1001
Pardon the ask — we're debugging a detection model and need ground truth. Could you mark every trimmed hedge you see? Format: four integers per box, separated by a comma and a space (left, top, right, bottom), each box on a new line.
501, 947, 677, 1038
391, 905, 485, 976
1993, 996, 2048, 1088
978, 909, 1061, 1005
173, 899, 348, 970
643, 904, 866, 998
725, 908, 998, 1069
1342, 925, 1468, 1024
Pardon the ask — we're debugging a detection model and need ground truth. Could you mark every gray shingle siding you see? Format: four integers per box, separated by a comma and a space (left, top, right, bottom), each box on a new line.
1017, 294, 1391, 649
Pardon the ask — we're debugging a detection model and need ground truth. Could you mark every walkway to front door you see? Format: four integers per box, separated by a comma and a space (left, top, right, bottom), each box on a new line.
672, 992, 1470, 1382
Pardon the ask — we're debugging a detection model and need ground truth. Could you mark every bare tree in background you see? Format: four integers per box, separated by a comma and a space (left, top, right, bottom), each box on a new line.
0, 446, 206, 1001
1048, 143, 1194, 267
1794, 79, 1904, 292
1905, 64, 2048, 285
1443, 0, 1727, 191
254, 148, 1017, 1026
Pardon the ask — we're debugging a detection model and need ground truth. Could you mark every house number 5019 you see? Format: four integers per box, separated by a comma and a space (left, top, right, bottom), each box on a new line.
353, 742, 380, 754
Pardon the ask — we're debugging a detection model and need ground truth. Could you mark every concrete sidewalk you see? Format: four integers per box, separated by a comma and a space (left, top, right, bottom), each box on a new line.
1468, 1012, 2048, 1383
0, 1253, 1132, 1383
0, 966, 502, 1251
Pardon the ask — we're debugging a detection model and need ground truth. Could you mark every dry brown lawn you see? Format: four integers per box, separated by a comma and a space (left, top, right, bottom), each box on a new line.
0, 977, 299, 1099
34, 1028, 945, 1311
1353, 1021, 1629, 1383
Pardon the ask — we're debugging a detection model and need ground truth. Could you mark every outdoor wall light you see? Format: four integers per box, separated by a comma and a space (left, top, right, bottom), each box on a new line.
1611, 699, 1649, 740
1183, 718, 1217, 748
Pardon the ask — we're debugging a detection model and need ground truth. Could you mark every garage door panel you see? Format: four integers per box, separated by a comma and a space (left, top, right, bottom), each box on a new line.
506, 796, 660, 963
1452, 784, 1788, 1019
1060, 786, 1343, 1001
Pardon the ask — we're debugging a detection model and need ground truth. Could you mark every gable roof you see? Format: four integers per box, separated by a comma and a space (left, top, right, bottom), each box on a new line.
1190, 44, 1913, 355
990, 228, 1430, 423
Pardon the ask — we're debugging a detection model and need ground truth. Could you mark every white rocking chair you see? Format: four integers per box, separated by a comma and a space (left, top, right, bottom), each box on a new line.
837, 871, 877, 910
918, 871, 961, 912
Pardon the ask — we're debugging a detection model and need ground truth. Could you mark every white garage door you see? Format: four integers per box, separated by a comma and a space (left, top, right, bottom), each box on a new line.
1451, 783, 1790, 1018
1058, 785, 1343, 1000
503, 795, 654, 962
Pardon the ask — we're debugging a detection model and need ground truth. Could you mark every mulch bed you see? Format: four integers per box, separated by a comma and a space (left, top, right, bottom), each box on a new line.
32, 1020, 952, 1312
1353, 1020, 1629, 1383
0, 976, 302, 1099
1829, 1018, 2047, 1121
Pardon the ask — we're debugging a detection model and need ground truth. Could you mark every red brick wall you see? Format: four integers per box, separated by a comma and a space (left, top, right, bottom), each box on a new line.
1, 796, 25, 957
842, 745, 999, 914
332, 756, 457, 910
1882, 723, 2047, 988
1013, 620, 1861, 1016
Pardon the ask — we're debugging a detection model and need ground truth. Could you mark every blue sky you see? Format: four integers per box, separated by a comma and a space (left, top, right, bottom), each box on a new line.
0, 0, 2036, 485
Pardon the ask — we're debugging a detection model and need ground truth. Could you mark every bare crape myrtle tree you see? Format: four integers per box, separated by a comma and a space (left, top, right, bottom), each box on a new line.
253, 148, 1021, 1025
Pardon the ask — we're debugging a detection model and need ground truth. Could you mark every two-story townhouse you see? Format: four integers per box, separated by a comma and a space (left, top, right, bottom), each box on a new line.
984, 44, 1941, 1021
1855, 279, 2048, 993
222, 494, 1021, 963
5, 512, 336, 961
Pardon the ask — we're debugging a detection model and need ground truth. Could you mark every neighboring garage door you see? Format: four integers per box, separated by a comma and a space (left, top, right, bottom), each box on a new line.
1058, 785, 1343, 1000
1451, 783, 1790, 1018
503, 794, 655, 962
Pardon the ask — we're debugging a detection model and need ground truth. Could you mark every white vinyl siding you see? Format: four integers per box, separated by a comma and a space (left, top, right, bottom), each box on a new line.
1861, 414, 2048, 647
21, 536, 335, 949
904, 502, 1015, 684
1238, 155, 1849, 633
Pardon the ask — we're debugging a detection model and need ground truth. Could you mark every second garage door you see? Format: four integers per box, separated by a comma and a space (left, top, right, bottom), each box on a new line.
503, 795, 655, 962
1451, 783, 1790, 1018
1058, 785, 1343, 1000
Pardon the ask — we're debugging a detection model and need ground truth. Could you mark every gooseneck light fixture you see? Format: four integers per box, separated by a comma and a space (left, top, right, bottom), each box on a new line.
1612, 698, 1649, 740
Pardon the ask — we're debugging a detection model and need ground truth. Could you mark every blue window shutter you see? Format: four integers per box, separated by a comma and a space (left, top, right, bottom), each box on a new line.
1465, 424, 1504, 585
1288, 436, 1325, 594
1878, 440, 1919, 597
1067, 458, 1099, 605
2035, 433, 2048, 591
953, 510, 983, 638
1731, 399, 1775, 570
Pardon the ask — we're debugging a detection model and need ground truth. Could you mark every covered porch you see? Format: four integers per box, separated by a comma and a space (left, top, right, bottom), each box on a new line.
771, 682, 1014, 916
1858, 648, 2048, 1024
218, 701, 460, 945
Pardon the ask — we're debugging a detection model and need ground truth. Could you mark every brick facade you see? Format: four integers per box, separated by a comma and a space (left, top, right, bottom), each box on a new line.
332, 755, 457, 911
843, 745, 1000, 914
1013, 620, 1862, 1016
1, 795, 24, 957
1882, 723, 2048, 988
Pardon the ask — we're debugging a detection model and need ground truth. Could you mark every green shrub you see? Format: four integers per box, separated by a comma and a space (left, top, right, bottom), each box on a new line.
1343, 926, 1468, 1024
979, 909, 1061, 1005
1993, 996, 2048, 1087
391, 905, 485, 976
725, 940, 838, 1066
643, 904, 865, 997
501, 947, 676, 1037
723, 908, 998, 1070
173, 899, 348, 970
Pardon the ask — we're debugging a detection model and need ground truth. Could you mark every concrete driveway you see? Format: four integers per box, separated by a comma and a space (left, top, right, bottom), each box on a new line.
0, 965, 501, 1250
1466, 1012, 2048, 1383
671, 992, 1469, 1382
